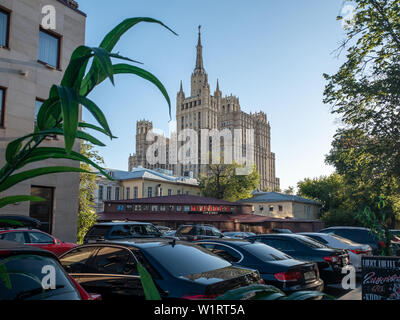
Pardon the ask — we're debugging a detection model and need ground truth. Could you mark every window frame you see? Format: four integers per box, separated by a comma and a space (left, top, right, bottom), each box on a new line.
0, 86, 6, 128
0, 6, 11, 49
38, 27, 62, 70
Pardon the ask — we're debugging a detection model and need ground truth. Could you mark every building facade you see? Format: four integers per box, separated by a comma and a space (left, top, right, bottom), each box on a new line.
0, 0, 86, 242
128, 26, 280, 191
95, 167, 200, 213
237, 192, 322, 220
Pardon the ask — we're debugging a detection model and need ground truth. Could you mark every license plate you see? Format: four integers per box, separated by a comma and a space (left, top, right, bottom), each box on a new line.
304, 271, 316, 281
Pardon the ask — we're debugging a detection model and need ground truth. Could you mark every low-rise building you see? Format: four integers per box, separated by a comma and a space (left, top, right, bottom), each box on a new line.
238, 192, 322, 220
97, 194, 324, 233
94, 167, 201, 213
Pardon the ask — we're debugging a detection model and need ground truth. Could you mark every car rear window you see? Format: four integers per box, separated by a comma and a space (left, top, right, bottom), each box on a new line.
87, 226, 110, 237
296, 236, 329, 249
0, 254, 80, 300
177, 226, 195, 235
242, 242, 292, 261
144, 244, 231, 277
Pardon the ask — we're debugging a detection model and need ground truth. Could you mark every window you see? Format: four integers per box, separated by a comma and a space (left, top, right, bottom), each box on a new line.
151, 205, 158, 212
0, 232, 26, 244
35, 99, 44, 124
211, 245, 242, 263
0, 8, 10, 48
126, 187, 130, 200
38, 28, 61, 68
115, 187, 120, 200
28, 232, 54, 244
60, 247, 98, 273
148, 187, 153, 198
0, 87, 5, 127
106, 186, 112, 200
98, 185, 104, 201
168, 189, 172, 196
134, 187, 138, 199
278, 205, 283, 212
159, 188, 163, 197
92, 247, 137, 275
269, 206, 274, 212
29, 186, 54, 234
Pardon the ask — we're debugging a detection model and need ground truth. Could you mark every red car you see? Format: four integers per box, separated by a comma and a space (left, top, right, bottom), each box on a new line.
0, 229, 76, 256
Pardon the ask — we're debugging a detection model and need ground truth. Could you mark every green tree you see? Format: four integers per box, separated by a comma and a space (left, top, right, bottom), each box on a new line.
283, 186, 295, 195
324, 0, 400, 242
0, 18, 176, 208
199, 163, 260, 202
77, 141, 104, 244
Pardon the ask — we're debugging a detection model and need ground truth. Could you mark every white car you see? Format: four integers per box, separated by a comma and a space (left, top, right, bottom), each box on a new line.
299, 232, 373, 272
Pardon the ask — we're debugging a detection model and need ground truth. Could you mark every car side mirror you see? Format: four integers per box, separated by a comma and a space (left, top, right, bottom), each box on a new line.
89, 293, 102, 301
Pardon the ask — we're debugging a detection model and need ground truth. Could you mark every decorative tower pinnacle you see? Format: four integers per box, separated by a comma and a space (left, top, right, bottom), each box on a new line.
195, 25, 204, 72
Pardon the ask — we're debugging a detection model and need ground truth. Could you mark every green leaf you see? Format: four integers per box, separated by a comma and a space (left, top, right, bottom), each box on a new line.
112, 64, 172, 118
137, 262, 161, 300
5, 140, 22, 164
283, 291, 332, 300
36, 98, 61, 131
0, 264, 11, 290
17, 147, 112, 180
216, 284, 285, 300
0, 167, 90, 192
78, 122, 118, 139
75, 96, 113, 139
56, 86, 80, 154
90, 47, 115, 86
0, 196, 45, 209
76, 131, 106, 147
61, 46, 94, 90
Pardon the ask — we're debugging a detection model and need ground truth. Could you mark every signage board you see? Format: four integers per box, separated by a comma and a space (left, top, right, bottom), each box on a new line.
362, 256, 400, 300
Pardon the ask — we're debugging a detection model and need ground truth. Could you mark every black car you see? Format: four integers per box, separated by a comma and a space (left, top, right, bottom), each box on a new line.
175, 224, 225, 241
0, 240, 85, 300
195, 239, 324, 294
223, 232, 256, 239
319, 227, 385, 255
59, 239, 262, 300
83, 222, 163, 244
247, 234, 350, 284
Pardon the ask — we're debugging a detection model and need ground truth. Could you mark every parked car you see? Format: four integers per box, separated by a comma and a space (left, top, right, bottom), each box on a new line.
223, 232, 256, 239
247, 234, 350, 284
83, 222, 163, 244
164, 230, 176, 237
59, 239, 262, 300
0, 215, 41, 229
0, 240, 99, 300
299, 232, 372, 272
319, 227, 388, 255
195, 239, 324, 295
0, 228, 76, 257
155, 226, 172, 234
175, 224, 225, 241
271, 228, 293, 234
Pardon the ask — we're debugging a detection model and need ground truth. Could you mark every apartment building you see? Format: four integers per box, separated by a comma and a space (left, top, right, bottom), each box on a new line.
0, 0, 86, 242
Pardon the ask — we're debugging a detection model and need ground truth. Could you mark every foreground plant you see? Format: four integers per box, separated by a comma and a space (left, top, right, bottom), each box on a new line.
0, 17, 176, 208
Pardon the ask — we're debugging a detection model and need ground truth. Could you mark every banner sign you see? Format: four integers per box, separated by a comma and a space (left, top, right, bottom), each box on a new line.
362, 256, 400, 300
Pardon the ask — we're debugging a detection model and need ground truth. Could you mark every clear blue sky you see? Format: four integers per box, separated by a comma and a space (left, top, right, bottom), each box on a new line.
78, 0, 348, 190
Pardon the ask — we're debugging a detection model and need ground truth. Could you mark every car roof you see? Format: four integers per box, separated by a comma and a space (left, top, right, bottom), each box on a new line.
321, 226, 369, 231
0, 228, 43, 232
82, 238, 197, 250
0, 240, 57, 259
195, 239, 252, 246
251, 233, 309, 240
92, 222, 153, 226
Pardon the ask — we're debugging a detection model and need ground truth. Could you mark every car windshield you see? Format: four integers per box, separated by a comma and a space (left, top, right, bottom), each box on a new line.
178, 226, 195, 235
296, 236, 329, 249
242, 242, 292, 261
87, 226, 109, 237
330, 234, 358, 245
144, 244, 231, 277
0, 254, 80, 300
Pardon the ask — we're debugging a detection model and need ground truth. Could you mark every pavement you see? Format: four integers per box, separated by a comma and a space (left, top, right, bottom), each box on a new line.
338, 287, 362, 300
324, 278, 362, 300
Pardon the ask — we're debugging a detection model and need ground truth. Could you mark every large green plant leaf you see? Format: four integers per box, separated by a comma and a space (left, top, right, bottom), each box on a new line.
0, 196, 45, 209
17, 147, 112, 180
81, 17, 177, 97
56, 86, 80, 154
78, 122, 118, 139
216, 284, 285, 300
283, 290, 331, 300
137, 262, 161, 300
0, 167, 90, 192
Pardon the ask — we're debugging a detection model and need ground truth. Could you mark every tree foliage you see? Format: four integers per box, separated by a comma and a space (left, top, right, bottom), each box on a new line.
323, 0, 400, 236
199, 163, 260, 202
77, 141, 104, 244
0, 18, 176, 208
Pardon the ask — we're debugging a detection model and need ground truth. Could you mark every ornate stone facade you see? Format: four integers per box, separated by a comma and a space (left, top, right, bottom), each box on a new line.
129, 26, 280, 191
